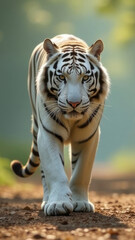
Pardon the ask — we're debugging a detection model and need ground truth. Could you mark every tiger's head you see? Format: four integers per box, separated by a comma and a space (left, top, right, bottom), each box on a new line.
38, 36, 109, 120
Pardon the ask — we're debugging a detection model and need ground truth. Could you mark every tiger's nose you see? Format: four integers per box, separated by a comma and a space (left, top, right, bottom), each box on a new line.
67, 100, 81, 108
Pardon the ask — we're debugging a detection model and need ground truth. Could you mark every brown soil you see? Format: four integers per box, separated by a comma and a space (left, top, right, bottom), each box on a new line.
0, 175, 135, 240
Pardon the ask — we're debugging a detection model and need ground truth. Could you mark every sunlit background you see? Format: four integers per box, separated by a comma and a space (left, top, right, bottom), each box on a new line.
0, 0, 135, 184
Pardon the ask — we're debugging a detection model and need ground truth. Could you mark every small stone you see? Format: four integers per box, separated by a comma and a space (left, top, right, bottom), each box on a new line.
2, 233, 11, 237
10, 211, 16, 215
91, 228, 98, 232
104, 233, 111, 239
23, 206, 31, 211
25, 229, 30, 234
0, 217, 6, 220
76, 228, 82, 232
47, 235, 56, 240
125, 228, 132, 232
107, 228, 119, 235
61, 220, 68, 225
27, 217, 34, 221
33, 233, 45, 239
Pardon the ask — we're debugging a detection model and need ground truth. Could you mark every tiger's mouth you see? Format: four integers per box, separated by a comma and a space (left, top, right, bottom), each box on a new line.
64, 110, 83, 120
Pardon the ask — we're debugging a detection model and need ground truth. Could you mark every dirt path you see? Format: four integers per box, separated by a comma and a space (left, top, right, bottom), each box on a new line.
0, 176, 135, 240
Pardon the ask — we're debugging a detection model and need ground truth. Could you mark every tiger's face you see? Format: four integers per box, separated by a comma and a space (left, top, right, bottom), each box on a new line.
38, 38, 107, 120
49, 54, 100, 120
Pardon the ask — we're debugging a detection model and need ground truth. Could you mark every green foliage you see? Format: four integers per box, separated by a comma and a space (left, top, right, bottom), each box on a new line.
111, 150, 135, 173
0, 140, 30, 165
96, 0, 135, 44
0, 157, 15, 186
96, 0, 119, 14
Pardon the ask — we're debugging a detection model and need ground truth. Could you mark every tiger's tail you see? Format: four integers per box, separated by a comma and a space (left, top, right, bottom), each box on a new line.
11, 119, 40, 178
11, 141, 40, 178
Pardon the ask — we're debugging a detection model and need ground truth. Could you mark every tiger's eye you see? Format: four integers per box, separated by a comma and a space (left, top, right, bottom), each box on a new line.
82, 75, 89, 81
59, 75, 65, 80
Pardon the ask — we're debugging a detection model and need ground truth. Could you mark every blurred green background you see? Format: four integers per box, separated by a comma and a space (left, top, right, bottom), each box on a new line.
0, 0, 135, 184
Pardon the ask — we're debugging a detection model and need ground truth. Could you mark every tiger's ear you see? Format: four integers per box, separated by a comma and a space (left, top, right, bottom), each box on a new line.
43, 39, 59, 56
89, 40, 104, 61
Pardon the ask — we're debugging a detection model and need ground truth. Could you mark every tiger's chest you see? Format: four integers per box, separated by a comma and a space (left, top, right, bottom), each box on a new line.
58, 111, 101, 144
38, 94, 102, 145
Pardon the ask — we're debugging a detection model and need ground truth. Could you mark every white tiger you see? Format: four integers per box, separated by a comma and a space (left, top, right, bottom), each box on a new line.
11, 34, 110, 216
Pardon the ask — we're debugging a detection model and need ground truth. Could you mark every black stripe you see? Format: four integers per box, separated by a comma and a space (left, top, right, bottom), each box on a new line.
50, 87, 58, 92
53, 60, 58, 69
91, 68, 104, 100
44, 66, 48, 86
44, 67, 58, 100
89, 88, 97, 93
70, 52, 77, 56
47, 90, 58, 100
32, 129, 37, 139
59, 154, 64, 166
57, 70, 62, 73
44, 103, 68, 131
34, 117, 38, 128
25, 167, 33, 175
33, 139, 37, 146
72, 152, 80, 157
77, 126, 99, 144
79, 63, 87, 71
78, 105, 101, 128
49, 70, 53, 85
77, 58, 85, 63
72, 158, 78, 164
62, 53, 70, 58
54, 77, 59, 88
29, 159, 39, 167
32, 148, 39, 157
61, 63, 70, 69
90, 62, 94, 70
63, 58, 71, 62
78, 53, 86, 59
95, 71, 99, 82
39, 110, 63, 143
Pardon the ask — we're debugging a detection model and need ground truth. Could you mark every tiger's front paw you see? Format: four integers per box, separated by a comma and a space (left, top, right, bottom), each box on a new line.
73, 200, 95, 212
43, 188, 73, 216
44, 201, 73, 216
